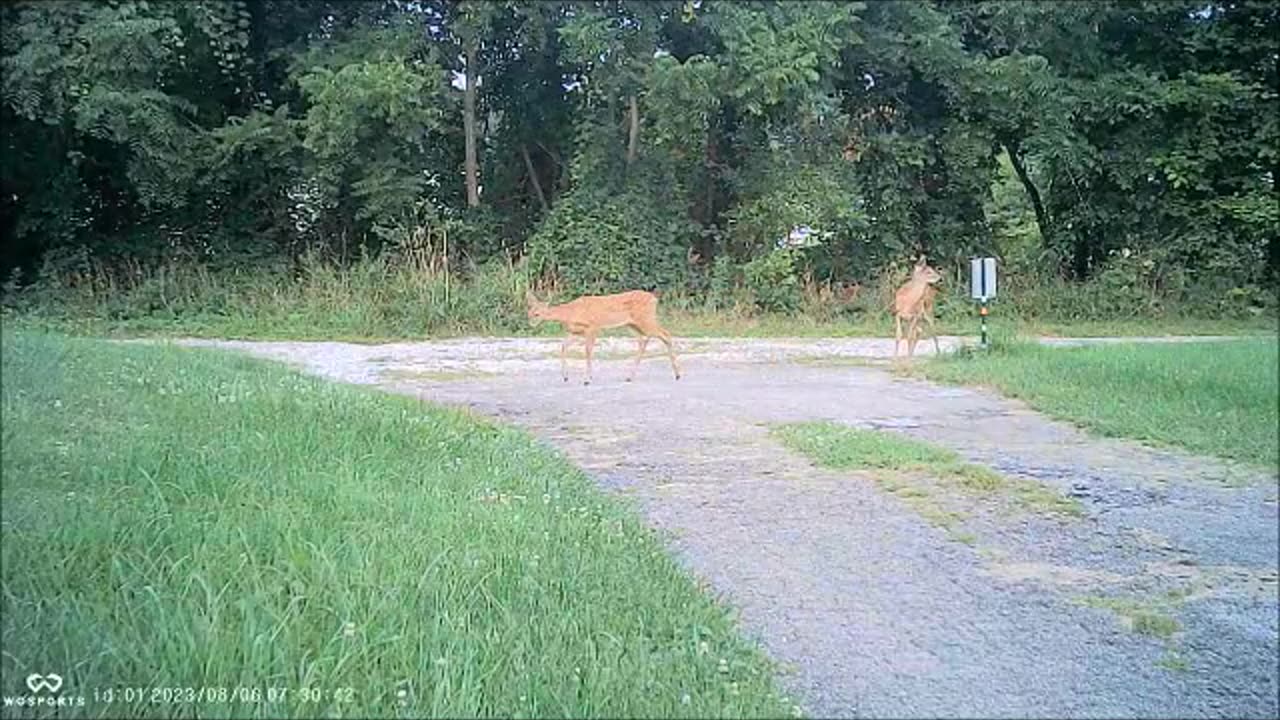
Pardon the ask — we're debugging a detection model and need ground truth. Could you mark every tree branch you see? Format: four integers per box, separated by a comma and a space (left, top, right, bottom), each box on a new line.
1001, 139, 1051, 243
521, 144, 549, 212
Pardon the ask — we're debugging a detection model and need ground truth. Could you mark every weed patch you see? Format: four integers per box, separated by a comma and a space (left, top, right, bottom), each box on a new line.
771, 422, 1083, 521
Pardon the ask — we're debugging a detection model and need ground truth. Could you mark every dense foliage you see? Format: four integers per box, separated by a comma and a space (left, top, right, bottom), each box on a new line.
3, 0, 1276, 316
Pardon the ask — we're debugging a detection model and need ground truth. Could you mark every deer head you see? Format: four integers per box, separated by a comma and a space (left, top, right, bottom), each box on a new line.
525, 290, 549, 326
912, 257, 942, 285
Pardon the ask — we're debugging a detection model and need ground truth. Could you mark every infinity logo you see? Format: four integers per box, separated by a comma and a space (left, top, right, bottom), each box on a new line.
25, 673, 63, 694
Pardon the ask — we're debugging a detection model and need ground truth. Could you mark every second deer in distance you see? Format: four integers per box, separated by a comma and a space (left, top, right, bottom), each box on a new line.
892, 257, 943, 360
525, 289, 682, 385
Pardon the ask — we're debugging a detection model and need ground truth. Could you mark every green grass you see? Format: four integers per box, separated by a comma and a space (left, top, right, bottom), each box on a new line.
1, 330, 791, 719
1075, 596, 1182, 639
917, 339, 1280, 470
1009, 316, 1277, 339
770, 422, 1083, 520
1156, 650, 1190, 673
772, 424, 959, 471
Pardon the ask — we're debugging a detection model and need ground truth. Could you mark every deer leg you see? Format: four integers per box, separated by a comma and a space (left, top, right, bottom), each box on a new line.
627, 335, 650, 382
582, 332, 597, 385
656, 327, 681, 380
894, 316, 903, 360
907, 316, 921, 357
921, 312, 941, 355
560, 336, 574, 382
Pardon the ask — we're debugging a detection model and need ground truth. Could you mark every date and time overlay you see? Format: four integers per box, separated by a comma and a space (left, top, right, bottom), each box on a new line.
5, 673, 358, 711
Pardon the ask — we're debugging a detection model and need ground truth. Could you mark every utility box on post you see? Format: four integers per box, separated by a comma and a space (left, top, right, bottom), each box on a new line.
970, 257, 998, 347
970, 257, 997, 301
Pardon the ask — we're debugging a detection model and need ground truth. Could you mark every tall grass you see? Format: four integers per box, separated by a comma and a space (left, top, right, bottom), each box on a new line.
1, 330, 792, 718
3, 253, 539, 340
3, 254, 1275, 341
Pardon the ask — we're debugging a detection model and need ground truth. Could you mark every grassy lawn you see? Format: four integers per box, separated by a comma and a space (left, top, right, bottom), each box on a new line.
914, 338, 1279, 470
0, 330, 791, 719
1006, 316, 1278, 339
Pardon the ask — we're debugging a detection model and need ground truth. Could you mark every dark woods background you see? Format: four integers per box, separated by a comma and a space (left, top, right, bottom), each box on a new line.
2, 1, 1276, 325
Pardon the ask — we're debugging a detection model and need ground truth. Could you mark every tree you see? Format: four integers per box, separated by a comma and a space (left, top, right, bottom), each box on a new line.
1, 0, 1275, 306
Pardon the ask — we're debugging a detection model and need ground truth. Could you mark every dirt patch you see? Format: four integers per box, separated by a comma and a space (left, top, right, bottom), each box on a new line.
983, 561, 1129, 588
158, 335, 1279, 719
378, 367, 494, 383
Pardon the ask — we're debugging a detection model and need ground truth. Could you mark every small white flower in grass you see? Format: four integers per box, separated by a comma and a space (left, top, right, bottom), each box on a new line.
434, 657, 448, 666
791, 705, 803, 718
343, 621, 356, 638
718, 658, 729, 674
681, 693, 692, 705
698, 641, 709, 656
53, 400, 62, 409
541, 493, 551, 504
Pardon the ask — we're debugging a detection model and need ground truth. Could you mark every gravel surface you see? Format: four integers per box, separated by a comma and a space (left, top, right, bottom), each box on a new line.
160, 335, 1279, 719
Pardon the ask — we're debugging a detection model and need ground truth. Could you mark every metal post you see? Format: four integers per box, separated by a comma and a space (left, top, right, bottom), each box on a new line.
980, 299, 989, 348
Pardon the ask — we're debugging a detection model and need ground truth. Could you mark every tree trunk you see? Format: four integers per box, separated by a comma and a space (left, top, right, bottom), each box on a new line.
626, 94, 640, 165
1001, 140, 1050, 245
703, 131, 718, 224
536, 140, 569, 192
521, 144, 549, 212
463, 44, 480, 208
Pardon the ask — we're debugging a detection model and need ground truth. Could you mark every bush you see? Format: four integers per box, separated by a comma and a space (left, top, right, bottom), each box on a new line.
526, 187, 693, 295
743, 250, 801, 313
706, 255, 743, 311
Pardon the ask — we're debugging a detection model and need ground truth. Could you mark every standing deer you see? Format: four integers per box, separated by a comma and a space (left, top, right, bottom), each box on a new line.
525, 289, 681, 385
892, 257, 943, 360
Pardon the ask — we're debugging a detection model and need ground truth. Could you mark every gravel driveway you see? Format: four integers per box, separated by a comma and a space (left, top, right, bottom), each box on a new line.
166, 335, 1279, 719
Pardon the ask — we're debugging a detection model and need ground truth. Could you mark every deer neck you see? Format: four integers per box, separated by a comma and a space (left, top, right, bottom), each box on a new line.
900, 279, 933, 313
542, 303, 579, 324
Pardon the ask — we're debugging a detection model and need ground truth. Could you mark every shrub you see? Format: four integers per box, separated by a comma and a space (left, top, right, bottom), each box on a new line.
526, 187, 693, 295
743, 250, 801, 313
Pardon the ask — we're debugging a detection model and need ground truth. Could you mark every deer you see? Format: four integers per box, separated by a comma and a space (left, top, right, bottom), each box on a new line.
892, 257, 943, 360
525, 289, 681, 385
